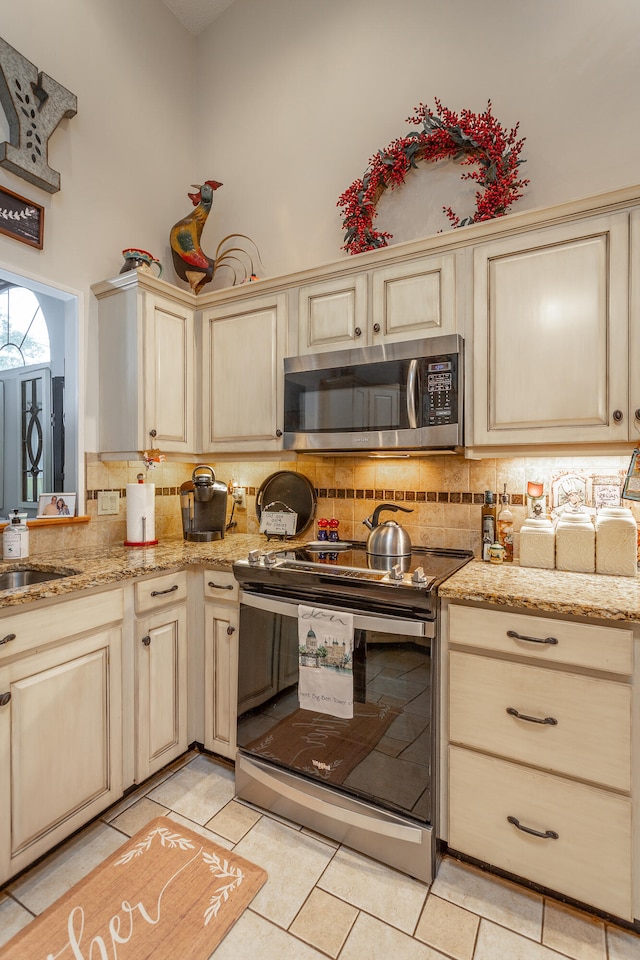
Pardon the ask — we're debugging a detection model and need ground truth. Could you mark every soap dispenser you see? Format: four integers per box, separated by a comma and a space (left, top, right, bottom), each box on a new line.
3, 510, 29, 560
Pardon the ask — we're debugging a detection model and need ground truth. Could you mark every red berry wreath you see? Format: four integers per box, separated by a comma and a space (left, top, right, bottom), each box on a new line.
338, 99, 529, 256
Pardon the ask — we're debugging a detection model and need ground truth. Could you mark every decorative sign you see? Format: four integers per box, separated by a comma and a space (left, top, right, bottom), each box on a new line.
0, 35, 77, 193
259, 510, 298, 537
622, 449, 640, 502
0, 183, 43, 247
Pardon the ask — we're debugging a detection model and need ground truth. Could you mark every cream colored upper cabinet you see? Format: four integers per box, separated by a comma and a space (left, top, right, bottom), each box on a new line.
95, 272, 195, 456
629, 209, 640, 443
371, 253, 456, 344
471, 213, 630, 447
296, 253, 456, 355
201, 293, 287, 452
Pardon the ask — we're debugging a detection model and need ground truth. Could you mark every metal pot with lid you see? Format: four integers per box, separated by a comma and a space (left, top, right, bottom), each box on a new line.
362, 502, 413, 556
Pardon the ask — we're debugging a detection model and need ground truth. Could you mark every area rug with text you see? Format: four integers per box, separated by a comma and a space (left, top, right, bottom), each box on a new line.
0, 817, 267, 960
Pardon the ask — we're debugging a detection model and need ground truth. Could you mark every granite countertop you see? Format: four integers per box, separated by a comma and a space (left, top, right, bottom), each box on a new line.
3, 540, 640, 623
440, 559, 640, 623
0, 534, 282, 610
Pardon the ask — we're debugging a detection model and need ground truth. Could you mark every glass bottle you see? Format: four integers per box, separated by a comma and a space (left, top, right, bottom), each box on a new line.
497, 486, 514, 562
481, 491, 497, 561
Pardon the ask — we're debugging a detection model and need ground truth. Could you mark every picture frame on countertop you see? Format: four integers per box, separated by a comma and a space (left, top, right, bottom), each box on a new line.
622, 449, 640, 502
36, 493, 76, 518
0, 185, 44, 249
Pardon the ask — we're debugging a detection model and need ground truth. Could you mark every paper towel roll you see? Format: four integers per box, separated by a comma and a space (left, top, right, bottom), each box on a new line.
125, 483, 157, 545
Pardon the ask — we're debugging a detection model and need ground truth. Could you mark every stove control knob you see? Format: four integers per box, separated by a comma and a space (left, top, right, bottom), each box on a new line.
264, 551, 278, 566
248, 550, 261, 564
389, 564, 404, 581
412, 566, 427, 584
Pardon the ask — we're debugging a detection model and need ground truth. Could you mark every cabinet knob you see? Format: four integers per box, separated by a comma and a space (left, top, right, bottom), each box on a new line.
0, 633, 16, 646
354, 326, 362, 337
373, 322, 381, 334
226, 625, 236, 635
613, 409, 624, 422
635, 408, 640, 421
275, 429, 283, 438
149, 429, 157, 438
141, 635, 151, 647
0, 692, 11, 706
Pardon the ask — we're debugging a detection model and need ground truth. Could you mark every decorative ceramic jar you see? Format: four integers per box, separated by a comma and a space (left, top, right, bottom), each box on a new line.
119, 248, 163, 277
595, 507, 638, 577
519, 517, 555, 570
555, 508, 595, 574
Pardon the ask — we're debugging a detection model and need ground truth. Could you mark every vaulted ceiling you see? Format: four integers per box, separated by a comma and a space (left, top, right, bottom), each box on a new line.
161, 0, 236, 34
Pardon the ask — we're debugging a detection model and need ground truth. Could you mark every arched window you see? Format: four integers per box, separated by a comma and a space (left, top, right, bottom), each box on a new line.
0, 283, 50, 370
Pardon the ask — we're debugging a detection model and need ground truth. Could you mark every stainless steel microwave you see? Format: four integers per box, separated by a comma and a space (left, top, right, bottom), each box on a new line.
283, 334, 464, 453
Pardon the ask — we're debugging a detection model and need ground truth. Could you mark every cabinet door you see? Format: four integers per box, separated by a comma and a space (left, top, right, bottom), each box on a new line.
371, 253, 456, 343
472, 213, 629, 446
203, 602, 238, 760
143, 294, 195, 452
0, 628, 122, 884
629, 209, 640, 442
297, 274, 368, 353
135, 604, 188, 781
202, 294, 286, 452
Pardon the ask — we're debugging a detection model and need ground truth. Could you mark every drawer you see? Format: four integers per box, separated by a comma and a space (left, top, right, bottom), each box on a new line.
449, 603, 632, 674
449, 651, 631, 791
448, 745, 632, 920
134, 571, 187, 614
0, 589, 124, 661
203, 569, 239, 602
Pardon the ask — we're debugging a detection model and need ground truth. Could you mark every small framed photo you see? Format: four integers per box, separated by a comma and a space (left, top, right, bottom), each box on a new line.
0, 185, 44, 249
36, 493, 76, 518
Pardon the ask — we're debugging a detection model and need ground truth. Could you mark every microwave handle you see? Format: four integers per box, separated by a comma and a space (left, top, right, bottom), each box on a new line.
407, 359, 418, 429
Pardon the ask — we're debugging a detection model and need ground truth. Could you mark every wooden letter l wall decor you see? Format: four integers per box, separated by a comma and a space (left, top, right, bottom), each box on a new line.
0, 36, 77, 194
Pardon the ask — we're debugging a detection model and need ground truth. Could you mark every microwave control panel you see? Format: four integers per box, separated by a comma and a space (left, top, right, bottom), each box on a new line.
422, 355, 459, 425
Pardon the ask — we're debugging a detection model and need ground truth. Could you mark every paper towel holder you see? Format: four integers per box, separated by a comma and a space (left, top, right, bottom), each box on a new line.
124, 477, 159, 548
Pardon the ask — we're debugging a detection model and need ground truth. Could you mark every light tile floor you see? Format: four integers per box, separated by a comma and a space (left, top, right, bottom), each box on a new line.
1, 750, 639, 960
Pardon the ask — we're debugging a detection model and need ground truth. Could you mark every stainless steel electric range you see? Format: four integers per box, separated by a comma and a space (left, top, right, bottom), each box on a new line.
232, 542, 472, 883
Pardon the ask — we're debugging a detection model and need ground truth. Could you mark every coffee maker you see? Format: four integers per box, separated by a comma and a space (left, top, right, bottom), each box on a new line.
180, 465, 228, 541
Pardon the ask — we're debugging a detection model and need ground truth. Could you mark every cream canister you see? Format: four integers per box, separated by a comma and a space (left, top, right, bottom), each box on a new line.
595, 506, 638, 577
555, 509, 595, 574
519, 517, 555, 570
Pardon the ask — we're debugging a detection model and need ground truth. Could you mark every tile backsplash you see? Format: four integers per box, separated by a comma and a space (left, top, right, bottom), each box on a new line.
23, 451, 640, 559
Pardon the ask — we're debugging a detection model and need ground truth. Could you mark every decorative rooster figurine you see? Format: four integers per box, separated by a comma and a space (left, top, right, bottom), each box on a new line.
169, 179, 223, 293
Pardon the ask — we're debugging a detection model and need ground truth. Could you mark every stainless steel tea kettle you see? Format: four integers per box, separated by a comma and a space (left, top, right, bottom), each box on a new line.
362, 502, 413, 556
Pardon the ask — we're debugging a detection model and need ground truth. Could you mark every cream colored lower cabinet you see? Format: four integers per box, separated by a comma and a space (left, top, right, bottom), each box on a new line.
0, 590, 124, 885
446, 602, 635, 921
449, 746, 632, 919
203, 570, 239, 760
134, 573, 188, 781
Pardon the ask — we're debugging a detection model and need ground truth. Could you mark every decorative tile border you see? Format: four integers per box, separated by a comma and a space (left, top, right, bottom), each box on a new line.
86, 486, 525, 505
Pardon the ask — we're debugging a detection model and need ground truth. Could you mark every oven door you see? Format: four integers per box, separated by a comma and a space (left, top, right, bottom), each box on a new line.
235, 589, 438, 879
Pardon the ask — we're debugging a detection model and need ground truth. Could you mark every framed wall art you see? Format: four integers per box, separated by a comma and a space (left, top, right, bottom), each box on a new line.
0, 185, 44, 249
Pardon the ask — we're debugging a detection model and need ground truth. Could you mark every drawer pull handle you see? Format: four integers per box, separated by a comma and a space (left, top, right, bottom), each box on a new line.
507, 815, 558, 840
208, 581, 234, 591
141, 635, 151, 647
0, 692, 11, 706
226, 625, 236, 635
150, 584, 179, 597
507, 629, 558, 646
506, 706, 558, 726
0, 633, 16, 645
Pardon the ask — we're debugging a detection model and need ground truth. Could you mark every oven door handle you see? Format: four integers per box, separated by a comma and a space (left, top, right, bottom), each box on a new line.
407, 358, 419, 429
239, 590, 431, 638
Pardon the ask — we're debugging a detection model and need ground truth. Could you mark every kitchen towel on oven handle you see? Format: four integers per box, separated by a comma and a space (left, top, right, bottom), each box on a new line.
297, 605, 354, 719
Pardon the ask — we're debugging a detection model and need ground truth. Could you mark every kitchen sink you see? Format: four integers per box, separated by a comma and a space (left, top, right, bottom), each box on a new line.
0, 568, 77, 591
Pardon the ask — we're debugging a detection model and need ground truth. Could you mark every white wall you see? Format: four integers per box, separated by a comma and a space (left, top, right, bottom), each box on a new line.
0, 0, 197, 452
195, 0, 640, 278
